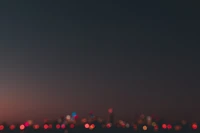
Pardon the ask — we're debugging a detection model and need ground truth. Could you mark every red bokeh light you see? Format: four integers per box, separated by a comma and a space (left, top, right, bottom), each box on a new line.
33, 124, 40, 129
56, 124, 61, 129
133, 124, 137, 130
44, 124, 49, 129
49, 124, 53, 129
61, 124, 65, 129
0, 125, 4, 130
154, 125, 159, 131
90, 124, 95, 129
44, 119, 48, 123
106, 123, 111, 128
85, 123, 89, 128
20, 124, 25, 130
192, 123, 198, 130
162, 124, 167, 129
108, 108, 113, 114
10, 125, 15, 130
70, 124, 75, 128
167, 124, 172, 130
24, 122, 29, 127
74, 115, 78, 120
89, 111, 93, 115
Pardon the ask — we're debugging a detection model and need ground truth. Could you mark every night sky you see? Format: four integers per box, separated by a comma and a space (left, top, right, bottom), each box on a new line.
0, 1, 200, 123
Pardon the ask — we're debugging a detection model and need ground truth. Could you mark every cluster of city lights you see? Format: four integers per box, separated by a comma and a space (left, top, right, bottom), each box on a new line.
0, 110, 199, 132
0, 123, 76, 131
0, 122, 198, 131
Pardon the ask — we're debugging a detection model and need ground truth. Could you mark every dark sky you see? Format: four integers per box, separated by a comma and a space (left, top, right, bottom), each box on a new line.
0, 1, 200, 123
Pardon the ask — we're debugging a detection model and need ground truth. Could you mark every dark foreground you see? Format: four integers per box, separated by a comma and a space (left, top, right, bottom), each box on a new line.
0, 127, 199, 133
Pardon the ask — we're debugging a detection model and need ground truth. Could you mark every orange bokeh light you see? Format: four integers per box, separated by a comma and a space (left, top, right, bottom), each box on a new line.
143, 125, 147, 131
90, 124, 95, 129
90, 124, 95, 130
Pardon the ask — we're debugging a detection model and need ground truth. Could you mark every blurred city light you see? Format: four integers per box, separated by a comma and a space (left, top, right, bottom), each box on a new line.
154, 125, 159, 131
192, 123, 198, 130
44, 119, 48, 123
49, 124, 53, 129
174, 125, 182, 131
106, 123, 111, 128
85, 123, 89, 128
56, 124, 60, 129
133, 124, 137, 130
44, 124, 49, 129
20, 124, 25, 130
9, 124, 15, 130
33, 124, 40, 129
70, 124, 74, 128
61, 124, 66, 129
0, 110, 198, 132
24, 121, 29, 127
181, 120, 187, 125
27, 120, 33, 125
162, 124, 167, 129
143, 125, 147, 130
108, 108, 113, 114
72, 112, 77, 119
58, 118, 62, 123
152, 122, 156, 126
167, 124, 172, 130
66, 115, 71, 120
0, 125, 4, 130
126, 123, 130, 128
81, 118, 87, 123
89, 124, 95, 130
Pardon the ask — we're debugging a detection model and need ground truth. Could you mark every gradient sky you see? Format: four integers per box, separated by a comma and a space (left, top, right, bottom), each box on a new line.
0, 1, 200, 123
